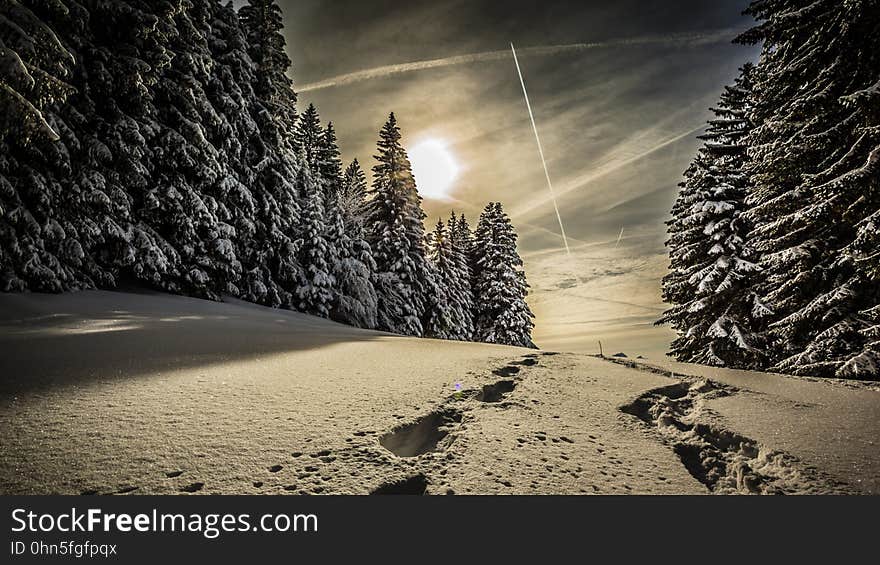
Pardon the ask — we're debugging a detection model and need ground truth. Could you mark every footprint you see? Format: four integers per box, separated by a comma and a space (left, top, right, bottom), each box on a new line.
370, 474, 429, 495
268, 465, 283, 473
476, 379, 517, 403
165, 470, 184, 478
492, 365, 521, 377
379, 409, 462, 458
180, 482, 204, 493
116, 485, 138, 494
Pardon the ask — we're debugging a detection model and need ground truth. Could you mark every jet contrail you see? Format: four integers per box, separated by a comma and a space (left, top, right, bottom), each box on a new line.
615, 227, 625, 248
511, 42, 570, 256
296, 28, 744, 93
512, 122, 706, 219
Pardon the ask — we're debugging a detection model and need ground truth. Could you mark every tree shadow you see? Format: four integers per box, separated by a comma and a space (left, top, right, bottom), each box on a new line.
0, 289, 384, 395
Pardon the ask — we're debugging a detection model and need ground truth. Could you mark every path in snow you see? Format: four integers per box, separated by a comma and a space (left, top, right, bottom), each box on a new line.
1, 291, 876, 494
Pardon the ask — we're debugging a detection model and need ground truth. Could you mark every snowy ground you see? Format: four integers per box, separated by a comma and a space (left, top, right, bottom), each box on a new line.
1, 291, 877, 495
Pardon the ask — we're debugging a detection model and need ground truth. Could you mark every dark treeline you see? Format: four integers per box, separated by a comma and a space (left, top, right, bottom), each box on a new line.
660, 0, 880, 379
0, 0, 534, 347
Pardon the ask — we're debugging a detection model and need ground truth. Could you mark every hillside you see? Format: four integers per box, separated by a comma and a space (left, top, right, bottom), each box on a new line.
1, 291, 877, 495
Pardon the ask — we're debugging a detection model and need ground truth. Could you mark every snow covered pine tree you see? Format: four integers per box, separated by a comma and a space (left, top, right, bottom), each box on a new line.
322, 145, 379, 329
239, 0, 303, 308
658, 64, 768, 368
425, 217, 474, 341
472, 202, 535, 348
446, 212, 475, 340
365, 113, 432, 336
0, 0, 77, 292
294, 103, 322, 165
294, 103, 378, 328
0, 0, 74, 143
0, 1, 534, 350
1, 0, 172, 293
295, 167, 335, 317
736, 0, 880, 378
340, 159, 369, 223
141, 1, 242, 300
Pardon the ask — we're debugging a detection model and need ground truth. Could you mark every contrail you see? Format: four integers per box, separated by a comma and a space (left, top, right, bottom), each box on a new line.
615, 227, 625, 248
512, 122, 706, 219
296, 28, 744, 93
511, 42, 570, 256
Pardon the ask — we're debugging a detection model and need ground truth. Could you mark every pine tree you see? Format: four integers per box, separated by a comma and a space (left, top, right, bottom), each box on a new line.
425, 216, 474, 341
326, 206, 378, 329
293, 106, 342, 196
469, 207, 490, 294
318, 121, 343, 195
366, 113, 430, 336
0, 1, 538, 349
846, 305, 880, 376
1, 1, 172, 293
472, 202, 534, 347
423, 219, 453, 339
1, 1, 77, 292
294, 103, 322, 168
451, 212, 476, 329
141, 0, 238, 299
295, 167, 334, 317
453, 212, 475, 254
658, 64, 767, 368
736, 0, 880, 377
0, 0, 75, 144
321, 157, 376, 328
0, 0, 308, 306
294, 108, 373, 324
237, 0, 302, 308
340, 158, 368, 224
83, 0, 179, 290
205, 0, 264, 298
239, 0, 296, 151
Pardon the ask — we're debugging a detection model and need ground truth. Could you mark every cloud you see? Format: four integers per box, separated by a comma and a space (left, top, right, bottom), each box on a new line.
289, 2, 759, 358
296, 28, 745, 92
511, 120, 707, 220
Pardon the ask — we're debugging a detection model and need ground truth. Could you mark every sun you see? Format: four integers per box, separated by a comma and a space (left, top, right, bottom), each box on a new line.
408, 138, 460, 200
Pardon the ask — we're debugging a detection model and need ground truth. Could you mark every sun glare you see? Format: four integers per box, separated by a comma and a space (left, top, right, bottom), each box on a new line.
408, 138, 459, 200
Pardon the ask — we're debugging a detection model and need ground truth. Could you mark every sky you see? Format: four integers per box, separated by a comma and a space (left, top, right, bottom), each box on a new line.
264, 0, 759, 358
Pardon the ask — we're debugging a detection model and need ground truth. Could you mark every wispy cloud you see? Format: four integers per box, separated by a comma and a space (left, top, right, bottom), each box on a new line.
296, 28, 744, 92
510, 120, 707, 220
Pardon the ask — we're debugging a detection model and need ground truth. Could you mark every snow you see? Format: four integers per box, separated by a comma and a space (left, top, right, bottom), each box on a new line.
1, 290, 877, 495
625, 357, 880, 494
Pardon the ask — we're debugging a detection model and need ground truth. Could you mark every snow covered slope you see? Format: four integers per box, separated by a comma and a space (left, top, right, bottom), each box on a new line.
0, 291, 876, 494
621, 357, 880, 494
